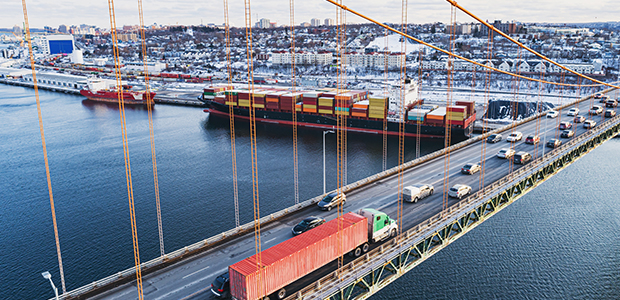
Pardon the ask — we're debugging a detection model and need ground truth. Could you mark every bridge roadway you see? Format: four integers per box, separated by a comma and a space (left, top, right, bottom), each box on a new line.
90, 91, 619, 300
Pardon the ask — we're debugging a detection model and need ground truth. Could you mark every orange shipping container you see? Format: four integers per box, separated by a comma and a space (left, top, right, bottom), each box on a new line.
229, 213, 367, 300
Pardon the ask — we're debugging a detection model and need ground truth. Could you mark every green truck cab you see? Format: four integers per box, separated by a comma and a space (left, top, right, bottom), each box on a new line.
357, 208, 398, 243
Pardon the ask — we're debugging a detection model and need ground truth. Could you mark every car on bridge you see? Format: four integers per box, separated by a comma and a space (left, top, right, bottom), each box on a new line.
606, 99, 618, 108
525, 135, 540, 144
513, 151, 532, 164
497, 148, 516, 159
546, 110, 559, 118
584, 120, 597, 129
605, 110, 616, 118
589, 106, 603, 115
486, 133, 502, 143
402, 184, 434, 203
317, 192, 346, 211
292, 216, 326, 235
561, 130, 575, 138
594, 92, 603, 99
506, 132, 523, 142
546, 139, 562, 148
567, 107, 580, 116
559, 121, 572, 130
211, 272, 230, 298
448, 184, 472, 199
461, 163, 481, 175
600, 95, 610, 103
574, 115, 585, 123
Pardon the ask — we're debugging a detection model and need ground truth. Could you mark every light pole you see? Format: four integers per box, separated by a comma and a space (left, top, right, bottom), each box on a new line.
41, 271, 59, 300
323, 129, 335, 194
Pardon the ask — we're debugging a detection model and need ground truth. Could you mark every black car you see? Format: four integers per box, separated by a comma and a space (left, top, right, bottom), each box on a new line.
605, 110, 617, 118
546, 139, 562, 148
211, 272, 230, 297
487, 134, 502, 143
292, 216, 326, 235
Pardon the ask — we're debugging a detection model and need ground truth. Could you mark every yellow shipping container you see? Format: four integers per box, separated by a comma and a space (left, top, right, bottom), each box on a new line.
225, 102, 237, 106
254, 104, 265, 109
304, 104, 317, 109
239, 100, 251, 107
318, 109, 333, 114
335, 110, 349, 115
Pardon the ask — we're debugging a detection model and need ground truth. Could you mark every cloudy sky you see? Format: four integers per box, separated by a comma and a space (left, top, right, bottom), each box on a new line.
4, 0, 619, 30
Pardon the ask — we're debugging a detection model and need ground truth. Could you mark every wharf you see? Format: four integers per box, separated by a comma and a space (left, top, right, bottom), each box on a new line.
153, 90, 205, 107
0, 77, 80, 94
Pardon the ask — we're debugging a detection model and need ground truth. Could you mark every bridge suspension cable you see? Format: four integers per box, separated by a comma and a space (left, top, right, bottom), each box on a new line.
137, 0, 165, 257
396, 0, 407, 236
382, 28, 388, 171
21, 0, 67, 294
441, 5, 456, 213
107, 0, 144, 298
290, 0, 300, 205
479, 28, 493, 192
335, 0, 347, 276
243, 0, 264, 295
324, 0, 614, 88
223, 0, 240, 228
445, 0, 620, 89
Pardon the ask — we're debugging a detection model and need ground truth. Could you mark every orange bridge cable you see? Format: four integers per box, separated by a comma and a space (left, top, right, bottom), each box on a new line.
244, 0, 263, 294
396, 0, 407, 236
416, 50, 423, 158
223, 0, 240, 229
222, 0, 239, 228
445, 0, 620, 90
479, 29, 493, 192
290, 0, 300, 205
107, 0, 143, 298
137, 0, 164, 257
441, 5, 456, 214
382, 28, 388, 171
21, 0, 66, 294
323, 0, 609, 88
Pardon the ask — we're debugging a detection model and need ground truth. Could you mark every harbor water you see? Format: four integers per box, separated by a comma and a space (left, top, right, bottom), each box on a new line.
0, 83, 619, 299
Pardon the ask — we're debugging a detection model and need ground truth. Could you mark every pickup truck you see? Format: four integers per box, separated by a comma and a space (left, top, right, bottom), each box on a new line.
401, 184, 434, 203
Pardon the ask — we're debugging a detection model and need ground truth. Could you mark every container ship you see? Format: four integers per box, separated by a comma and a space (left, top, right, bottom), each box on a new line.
80, 78, 155, 106
201, 81, 475, 141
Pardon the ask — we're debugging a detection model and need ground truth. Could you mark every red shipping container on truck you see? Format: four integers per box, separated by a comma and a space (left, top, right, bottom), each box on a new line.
229, 212, 367, 300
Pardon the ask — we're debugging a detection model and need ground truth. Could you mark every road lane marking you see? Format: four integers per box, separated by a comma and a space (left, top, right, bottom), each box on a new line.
182, 265, 211, 279
152, 276, 212, 300
265, 237, 278, 244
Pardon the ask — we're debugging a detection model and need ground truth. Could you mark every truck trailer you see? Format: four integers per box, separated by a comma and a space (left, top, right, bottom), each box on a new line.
213, 208, 398, 300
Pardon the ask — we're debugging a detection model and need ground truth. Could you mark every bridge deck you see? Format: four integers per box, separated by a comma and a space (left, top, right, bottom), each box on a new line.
68, 90, 618, 300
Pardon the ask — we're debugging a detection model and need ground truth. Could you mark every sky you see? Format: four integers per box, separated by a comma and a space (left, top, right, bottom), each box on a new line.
3, 0, 619, 30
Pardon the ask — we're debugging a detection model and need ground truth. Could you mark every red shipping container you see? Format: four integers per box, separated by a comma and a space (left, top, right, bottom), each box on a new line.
229, 213, 367, 300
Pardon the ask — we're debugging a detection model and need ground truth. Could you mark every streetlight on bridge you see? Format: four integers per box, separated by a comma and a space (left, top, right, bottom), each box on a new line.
41, 271, 59, 300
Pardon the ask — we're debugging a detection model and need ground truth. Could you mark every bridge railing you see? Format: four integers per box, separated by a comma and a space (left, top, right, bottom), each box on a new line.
56, 89, 612, 299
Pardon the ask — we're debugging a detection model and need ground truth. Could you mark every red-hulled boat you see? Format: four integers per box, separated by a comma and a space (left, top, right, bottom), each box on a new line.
80, 79, 155, 105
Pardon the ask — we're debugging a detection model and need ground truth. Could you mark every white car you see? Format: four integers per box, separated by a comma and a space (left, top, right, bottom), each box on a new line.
506, 132, 523, 142
497, 148, 516, 159
448, 184, 472, 199
589, 106, 603, 115
567, 108, 579, 116
583, 120, 596, 129
546, 110, 559, 118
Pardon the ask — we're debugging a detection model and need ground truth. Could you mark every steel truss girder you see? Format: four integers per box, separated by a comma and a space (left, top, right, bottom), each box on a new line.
285, 119, 620, 300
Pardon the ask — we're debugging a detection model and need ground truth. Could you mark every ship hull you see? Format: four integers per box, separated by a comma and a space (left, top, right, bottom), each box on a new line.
203, 100, 473, 141
79, 90, 154, 106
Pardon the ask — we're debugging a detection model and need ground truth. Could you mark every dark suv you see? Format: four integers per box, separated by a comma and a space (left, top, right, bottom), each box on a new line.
513, 151, 532, 164
211, 272, 230, 297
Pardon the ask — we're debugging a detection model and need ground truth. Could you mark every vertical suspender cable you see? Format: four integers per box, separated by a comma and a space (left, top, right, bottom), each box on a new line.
508, 47, 522, 175
382, 28, 388, 171
417, 50, 423, 158
397, 0, 407, 235
137, 0, 164, 257
107, 1, 143, 298
442, 5, 456, 213
290, 0, 300, 204
21, 0, 66, 294
243, 0, 264, 295
479, 28, 492, 192
335, 0, 346, 275
223, 0, 240, 228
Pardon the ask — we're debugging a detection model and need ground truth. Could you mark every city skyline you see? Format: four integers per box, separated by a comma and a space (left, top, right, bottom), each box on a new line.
3, 0, 620, 30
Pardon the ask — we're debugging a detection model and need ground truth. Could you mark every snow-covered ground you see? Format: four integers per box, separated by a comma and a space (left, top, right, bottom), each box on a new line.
365, 34, 424, 54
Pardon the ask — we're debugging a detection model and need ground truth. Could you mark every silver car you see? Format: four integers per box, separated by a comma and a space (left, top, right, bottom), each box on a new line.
448, 184, 472, 199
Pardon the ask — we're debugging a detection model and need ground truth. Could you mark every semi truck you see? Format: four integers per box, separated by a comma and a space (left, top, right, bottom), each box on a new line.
211, 208, 398, 300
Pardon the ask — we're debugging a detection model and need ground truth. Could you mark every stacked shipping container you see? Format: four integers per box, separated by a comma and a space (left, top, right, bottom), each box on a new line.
368, 96, 387, 119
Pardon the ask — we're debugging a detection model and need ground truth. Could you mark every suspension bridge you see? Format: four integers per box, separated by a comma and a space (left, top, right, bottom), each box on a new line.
16, 0, 620, 299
